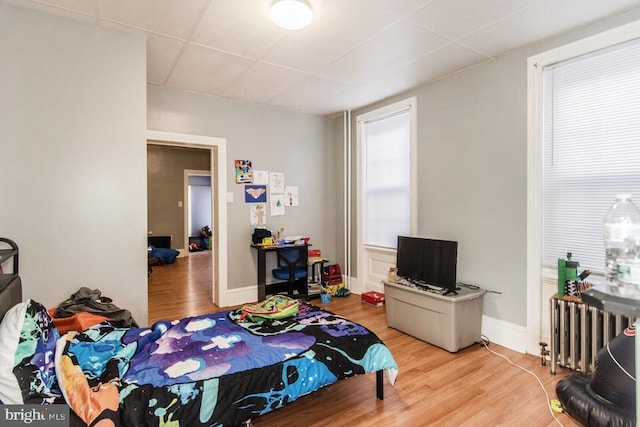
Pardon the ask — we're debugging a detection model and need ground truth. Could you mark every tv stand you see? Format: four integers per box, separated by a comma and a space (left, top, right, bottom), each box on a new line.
383, 280, 485, 352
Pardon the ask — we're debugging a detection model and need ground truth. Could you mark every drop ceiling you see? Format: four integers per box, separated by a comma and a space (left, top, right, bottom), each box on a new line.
11, 0, 640, 115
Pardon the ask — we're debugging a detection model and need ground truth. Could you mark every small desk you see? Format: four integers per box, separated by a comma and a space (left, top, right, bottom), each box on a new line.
251, 243, 310, 301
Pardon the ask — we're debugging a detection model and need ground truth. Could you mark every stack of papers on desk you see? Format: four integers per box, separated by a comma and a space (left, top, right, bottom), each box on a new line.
282, 235, 305, 244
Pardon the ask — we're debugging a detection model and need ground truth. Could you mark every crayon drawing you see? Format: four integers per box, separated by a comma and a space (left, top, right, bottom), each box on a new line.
235, 160, 253, 183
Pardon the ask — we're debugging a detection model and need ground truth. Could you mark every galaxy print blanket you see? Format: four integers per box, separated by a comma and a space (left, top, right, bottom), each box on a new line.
54, 301, 398, 426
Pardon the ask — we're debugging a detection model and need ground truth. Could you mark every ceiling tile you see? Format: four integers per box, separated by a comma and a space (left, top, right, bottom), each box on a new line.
269, 75, 352, 112
407, 0, 541, 40
12, 0, 640, 115
15, 0, 97, 22
258, 0, 410, 74
368, 0, 435, 18
24, 0, 97, 16
221, 62, 308, 105
260, 34, 343, 73
98, 20, 186, 86
146, 34, 185, 86
316, 81, 408, 114
297, 0, 402, 52
192, 0, 287, 59
393, 43, 491, 86
166, 44, 254, 96
317, 43, 492, 113
460, 0, 640, 57
318, 21, 448, 85
99, 0, 208, 40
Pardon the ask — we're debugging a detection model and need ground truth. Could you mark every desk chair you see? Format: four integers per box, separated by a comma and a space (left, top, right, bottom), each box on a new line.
272, 246, 308, 297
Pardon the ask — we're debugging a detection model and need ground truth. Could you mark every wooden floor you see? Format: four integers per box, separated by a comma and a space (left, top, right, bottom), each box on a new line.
148, 253, 580, 427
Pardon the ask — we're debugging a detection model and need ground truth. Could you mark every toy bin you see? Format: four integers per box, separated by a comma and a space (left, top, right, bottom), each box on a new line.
383, 281, 485, 353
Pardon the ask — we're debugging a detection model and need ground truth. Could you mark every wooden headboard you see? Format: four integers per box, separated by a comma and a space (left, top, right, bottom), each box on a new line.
0, 276, 22, 322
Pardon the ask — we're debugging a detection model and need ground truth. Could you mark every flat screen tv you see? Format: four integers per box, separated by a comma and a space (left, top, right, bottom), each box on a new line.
396, 236, 458, 294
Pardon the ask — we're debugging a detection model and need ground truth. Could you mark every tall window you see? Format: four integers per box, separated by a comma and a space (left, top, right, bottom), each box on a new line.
542, 38, 640, 274
360, 99, 415, 249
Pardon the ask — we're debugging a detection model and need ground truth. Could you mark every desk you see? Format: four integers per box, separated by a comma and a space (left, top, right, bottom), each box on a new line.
251, 244, 310, 301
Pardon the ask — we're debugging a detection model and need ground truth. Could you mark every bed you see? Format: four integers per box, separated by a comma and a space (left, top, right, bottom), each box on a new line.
0, 279, 398, 426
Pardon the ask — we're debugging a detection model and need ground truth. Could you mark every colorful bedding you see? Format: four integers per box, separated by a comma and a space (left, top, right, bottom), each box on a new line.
48, 301, 398, 426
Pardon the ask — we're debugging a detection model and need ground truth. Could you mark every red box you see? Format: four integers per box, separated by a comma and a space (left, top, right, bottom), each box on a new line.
361, 291, 384, 307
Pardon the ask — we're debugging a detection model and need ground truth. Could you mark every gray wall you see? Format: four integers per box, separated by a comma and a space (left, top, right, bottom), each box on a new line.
147, 86, 331, 289
147, 145, 210, 247
0, 2, 148, 324
346, 8, 640, 327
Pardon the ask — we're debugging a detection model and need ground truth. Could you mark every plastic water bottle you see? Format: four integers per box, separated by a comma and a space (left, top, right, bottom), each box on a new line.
604, 194, 640, 295
617, 235, 640, 287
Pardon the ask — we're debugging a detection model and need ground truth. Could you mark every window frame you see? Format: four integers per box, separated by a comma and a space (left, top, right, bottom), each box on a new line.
526, 21, 640, 354
541, 41, 640, 275
356, 97, 417, 252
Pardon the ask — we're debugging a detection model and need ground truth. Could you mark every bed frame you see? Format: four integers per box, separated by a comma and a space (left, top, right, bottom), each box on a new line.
0, 275, 21, 322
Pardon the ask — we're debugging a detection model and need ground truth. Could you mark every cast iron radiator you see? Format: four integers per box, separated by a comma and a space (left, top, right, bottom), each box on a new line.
549, 296, 633, 374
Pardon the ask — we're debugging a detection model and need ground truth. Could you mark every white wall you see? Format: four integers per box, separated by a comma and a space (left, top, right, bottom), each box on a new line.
0, 2, 148, 324
147, 86, 331, 291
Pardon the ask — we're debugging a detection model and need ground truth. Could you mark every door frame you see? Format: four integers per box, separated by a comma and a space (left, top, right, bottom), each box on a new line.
147, 130, 228, 307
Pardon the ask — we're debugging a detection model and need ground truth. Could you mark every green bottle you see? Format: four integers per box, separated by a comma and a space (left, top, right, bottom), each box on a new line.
557, 257, 566, 297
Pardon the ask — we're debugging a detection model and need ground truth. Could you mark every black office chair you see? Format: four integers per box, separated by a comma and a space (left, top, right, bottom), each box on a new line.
272, 246, 308, 297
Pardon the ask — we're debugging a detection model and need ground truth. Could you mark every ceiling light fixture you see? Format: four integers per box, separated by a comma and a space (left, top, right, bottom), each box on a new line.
270, 0, 312, 30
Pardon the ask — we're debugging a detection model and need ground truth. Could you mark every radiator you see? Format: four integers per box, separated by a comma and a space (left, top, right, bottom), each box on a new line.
549, 297, 633, 374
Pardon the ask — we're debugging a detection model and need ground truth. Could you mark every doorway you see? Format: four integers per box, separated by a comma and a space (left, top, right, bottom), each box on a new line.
146, 130, 228, 307
185, 170, 212, 252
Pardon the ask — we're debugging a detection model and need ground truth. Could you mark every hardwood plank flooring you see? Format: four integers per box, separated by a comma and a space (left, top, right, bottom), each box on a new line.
148, 251, 217, 324
148, 253, 580, 426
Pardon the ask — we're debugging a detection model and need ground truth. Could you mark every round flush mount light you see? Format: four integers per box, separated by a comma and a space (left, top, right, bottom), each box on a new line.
270, 0, 312, 30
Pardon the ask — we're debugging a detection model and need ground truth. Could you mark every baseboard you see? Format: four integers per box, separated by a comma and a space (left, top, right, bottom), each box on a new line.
176, 248, 188, 258
223, 286, 257, 308
480, 315, 527, 354
346, 275, 362, 294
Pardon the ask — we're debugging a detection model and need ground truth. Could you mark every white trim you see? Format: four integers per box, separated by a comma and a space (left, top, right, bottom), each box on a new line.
481, 315, 528, 354
225, 285, 259, 307
146, 130, 229, 307
356, 97, 417, 292
345, 275, 364, 295
526, 20, 640, 355
344, 110, 353, 289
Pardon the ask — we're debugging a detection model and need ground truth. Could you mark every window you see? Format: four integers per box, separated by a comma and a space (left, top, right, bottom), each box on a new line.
359, 98, 416, 249
542, 38, 640, 275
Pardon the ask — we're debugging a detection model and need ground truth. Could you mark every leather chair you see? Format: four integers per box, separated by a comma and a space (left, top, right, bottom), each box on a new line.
556, 327, 636, 427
